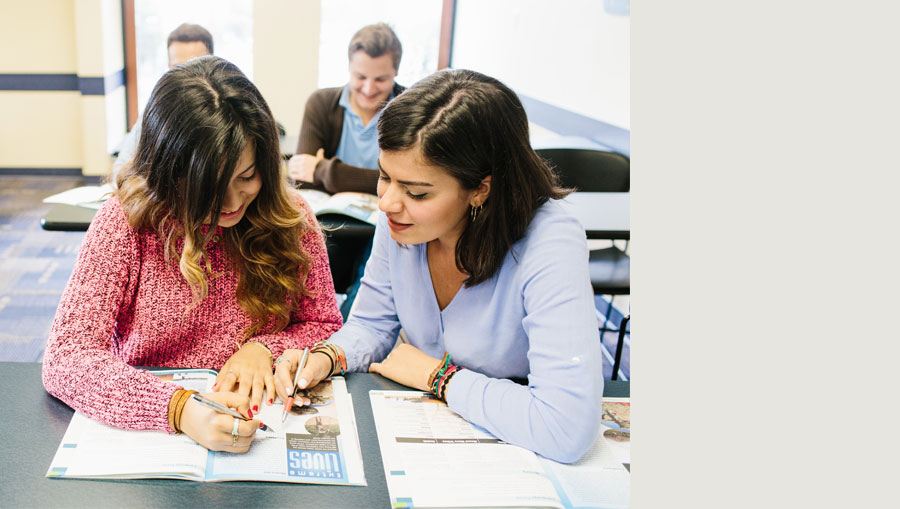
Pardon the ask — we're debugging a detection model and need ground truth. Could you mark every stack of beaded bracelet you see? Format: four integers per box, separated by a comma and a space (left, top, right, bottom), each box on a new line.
168, 389, 198, 434
428, 353, 450, 395
436, 365, 462, 401
310, 341, 347, 377
428, 353, 463, 402
310, 349, 334, 378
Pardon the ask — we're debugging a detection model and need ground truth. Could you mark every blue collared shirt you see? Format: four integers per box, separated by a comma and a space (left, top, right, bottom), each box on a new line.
335, 85, 393, 170
328, 199, 604, 463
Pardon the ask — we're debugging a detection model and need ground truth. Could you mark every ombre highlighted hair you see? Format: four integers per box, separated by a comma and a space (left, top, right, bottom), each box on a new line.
116, 56, 312, 340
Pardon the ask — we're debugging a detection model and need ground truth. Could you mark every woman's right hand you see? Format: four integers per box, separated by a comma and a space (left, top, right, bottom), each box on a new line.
274, 349, 333, 405
178, 391, 259, 453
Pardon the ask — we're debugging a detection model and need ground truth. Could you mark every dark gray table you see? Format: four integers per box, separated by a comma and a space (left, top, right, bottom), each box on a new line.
40, 204, 100, 232
2, 362, 627, 508
40, 203, 375, 241
40, 192, 629, 240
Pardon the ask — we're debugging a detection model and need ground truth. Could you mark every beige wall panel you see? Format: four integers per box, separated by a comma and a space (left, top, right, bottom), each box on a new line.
100, 0, 124, 75
0, 92, 82, 168
80, 96, 113, 176
0, 0, 77, 73
74, 0, 105, 76
253, 0, 321, 137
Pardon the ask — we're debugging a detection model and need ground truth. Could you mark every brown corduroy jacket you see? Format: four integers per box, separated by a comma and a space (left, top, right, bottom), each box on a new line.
295, 83, 405, 194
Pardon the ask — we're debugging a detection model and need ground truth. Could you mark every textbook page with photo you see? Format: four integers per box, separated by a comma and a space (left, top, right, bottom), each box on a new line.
298, 189, 379, 225
369, 391, 630, 509
47, 369, 366, 485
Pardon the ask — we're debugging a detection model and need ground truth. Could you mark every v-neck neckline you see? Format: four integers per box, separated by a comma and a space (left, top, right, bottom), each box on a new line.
421, 244, 465, 314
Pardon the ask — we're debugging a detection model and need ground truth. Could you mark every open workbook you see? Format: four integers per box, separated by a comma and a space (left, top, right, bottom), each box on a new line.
47, 369, 366, 484
42, 184, 113, 209
297, 189, 379, 225
370, 391, 630, 509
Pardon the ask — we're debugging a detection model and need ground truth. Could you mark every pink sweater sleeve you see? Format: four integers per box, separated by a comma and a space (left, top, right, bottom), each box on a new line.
248, 196, 343, 356
42, 199, 179, 432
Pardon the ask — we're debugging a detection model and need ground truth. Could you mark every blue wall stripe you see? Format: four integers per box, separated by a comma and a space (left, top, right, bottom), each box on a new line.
0, 69, 124, 96
0, 167, 83, 176
78, 76, 106, 95
0, 74, 78, 91
518, 94, 630, 158
0, 168, 102, 183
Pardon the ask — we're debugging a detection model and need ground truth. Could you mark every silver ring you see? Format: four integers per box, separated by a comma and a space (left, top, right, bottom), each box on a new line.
275, 355, 288, 366
232, 417, 240, 437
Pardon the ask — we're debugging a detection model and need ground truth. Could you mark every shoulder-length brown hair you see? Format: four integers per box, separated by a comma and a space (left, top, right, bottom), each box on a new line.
377, 69, 570, 286
116, 56, 312, 340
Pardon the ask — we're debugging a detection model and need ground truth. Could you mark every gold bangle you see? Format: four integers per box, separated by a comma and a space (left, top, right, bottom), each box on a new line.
173, 390, 198, 434
172, 391, 188, 433
169, 389, 189, 433
168, 389, 185, 433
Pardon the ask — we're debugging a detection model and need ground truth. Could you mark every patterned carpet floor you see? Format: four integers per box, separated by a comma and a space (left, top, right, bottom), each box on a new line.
0, 175, 630, 380
0, 176, 87, 361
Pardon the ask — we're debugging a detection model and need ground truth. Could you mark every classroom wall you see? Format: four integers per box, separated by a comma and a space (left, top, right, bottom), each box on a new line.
2, 1, 628, 175
452, 0, 630, 137
0, 0, 126, 177
253, 0, 321, 137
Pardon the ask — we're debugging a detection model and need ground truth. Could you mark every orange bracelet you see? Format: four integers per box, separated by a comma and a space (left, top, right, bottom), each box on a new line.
168, 389, 186, 433
312, 342, 347, 376
427, 352, 450, 390
173, 390, 198, 434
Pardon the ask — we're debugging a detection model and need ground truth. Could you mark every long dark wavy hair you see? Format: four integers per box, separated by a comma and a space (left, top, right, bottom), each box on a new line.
116, 56, 312, 340
377, 69, 570, 286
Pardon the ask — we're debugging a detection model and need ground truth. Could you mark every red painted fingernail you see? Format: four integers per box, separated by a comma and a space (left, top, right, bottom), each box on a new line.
253, 405, 259, 412
212, 383, 218, 389
248, 408, 254, 418
268, 398, 273, 405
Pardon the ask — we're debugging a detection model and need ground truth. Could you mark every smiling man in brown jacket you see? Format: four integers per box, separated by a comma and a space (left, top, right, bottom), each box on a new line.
289, 23, 405, 194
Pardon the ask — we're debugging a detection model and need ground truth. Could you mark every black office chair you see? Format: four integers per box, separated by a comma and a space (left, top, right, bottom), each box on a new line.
535, 148, 630, 380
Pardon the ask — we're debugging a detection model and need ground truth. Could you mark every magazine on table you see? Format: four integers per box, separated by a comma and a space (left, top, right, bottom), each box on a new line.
369, 390, 630, 509
47, 369, 366, 484
297, 189, 379, 225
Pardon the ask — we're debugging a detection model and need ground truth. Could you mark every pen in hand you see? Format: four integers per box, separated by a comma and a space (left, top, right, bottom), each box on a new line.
282, 347, 310, 423
191, 393, 271, 432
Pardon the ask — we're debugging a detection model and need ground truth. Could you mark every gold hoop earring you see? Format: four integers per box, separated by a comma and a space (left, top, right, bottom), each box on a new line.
470, 204, 483, 221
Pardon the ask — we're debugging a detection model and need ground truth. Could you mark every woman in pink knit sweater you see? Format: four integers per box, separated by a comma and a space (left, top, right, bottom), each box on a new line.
42, 56, 343, 452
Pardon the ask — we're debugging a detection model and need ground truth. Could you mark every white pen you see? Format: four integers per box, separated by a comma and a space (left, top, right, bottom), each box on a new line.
191, 393, 271, 431
282, 347, 310, 422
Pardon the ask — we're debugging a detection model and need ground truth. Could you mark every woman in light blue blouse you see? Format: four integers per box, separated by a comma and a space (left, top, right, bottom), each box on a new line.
275, 69, 603, 463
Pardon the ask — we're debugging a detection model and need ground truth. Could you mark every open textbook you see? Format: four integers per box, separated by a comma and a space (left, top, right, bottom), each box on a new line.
298, 189, 379, 225
370, 391, 630, 509
47, 369, 366, 485
43, 184, 114, 209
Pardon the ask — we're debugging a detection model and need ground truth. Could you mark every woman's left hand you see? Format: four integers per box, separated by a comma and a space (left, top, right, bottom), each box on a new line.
213, 342, 276, 414
369, 343, 443, 392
